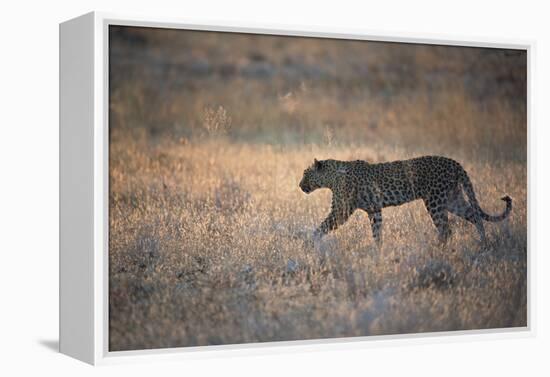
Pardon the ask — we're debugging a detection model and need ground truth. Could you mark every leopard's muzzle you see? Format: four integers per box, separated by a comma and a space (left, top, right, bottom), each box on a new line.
299, 182, 312, 194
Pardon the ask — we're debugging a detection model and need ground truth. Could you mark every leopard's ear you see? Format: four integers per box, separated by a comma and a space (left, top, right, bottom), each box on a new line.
314, 158, 322, 170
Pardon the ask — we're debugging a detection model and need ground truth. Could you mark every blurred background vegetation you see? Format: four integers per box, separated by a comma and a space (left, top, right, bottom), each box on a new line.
109, 26, 526, 162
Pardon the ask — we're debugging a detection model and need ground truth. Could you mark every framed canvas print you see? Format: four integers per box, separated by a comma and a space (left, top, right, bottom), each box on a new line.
59, 12, 532, 365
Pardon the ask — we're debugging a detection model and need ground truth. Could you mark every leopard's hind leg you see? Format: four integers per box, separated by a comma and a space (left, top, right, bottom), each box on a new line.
424, 197, 451, 244
447, 186, 486, 242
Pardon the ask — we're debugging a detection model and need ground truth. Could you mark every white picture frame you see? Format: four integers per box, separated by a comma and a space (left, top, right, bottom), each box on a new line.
59, 11, 534, 365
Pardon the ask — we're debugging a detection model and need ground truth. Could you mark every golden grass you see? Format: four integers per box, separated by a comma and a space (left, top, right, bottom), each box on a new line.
109, 138, 526, 351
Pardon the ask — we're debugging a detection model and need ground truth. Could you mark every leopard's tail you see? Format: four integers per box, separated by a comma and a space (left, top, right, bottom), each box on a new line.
459, 169, 512, 222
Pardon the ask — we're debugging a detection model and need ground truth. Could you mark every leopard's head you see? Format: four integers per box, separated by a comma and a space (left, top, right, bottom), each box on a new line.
299, 159, 340, 194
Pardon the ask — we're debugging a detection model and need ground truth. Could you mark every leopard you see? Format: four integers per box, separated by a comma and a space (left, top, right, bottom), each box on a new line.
299, 156, 512, 245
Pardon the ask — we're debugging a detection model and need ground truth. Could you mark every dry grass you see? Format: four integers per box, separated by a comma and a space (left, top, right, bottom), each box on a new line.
108, 27, 527, 351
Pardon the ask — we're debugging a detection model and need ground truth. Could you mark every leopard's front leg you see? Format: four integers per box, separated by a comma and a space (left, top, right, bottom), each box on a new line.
367, 209, 383, 246
314, 198, 354, 239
